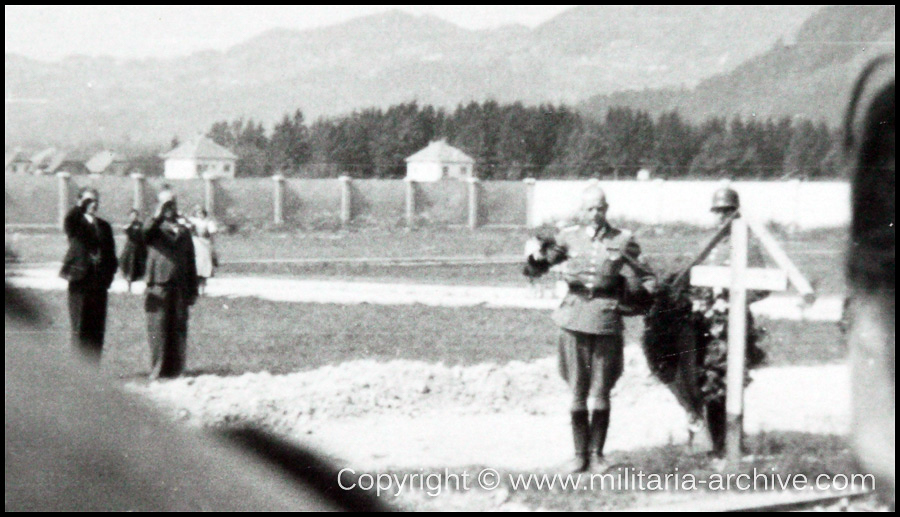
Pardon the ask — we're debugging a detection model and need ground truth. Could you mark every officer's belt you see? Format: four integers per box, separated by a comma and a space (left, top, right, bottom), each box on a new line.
567, 283, 618, 299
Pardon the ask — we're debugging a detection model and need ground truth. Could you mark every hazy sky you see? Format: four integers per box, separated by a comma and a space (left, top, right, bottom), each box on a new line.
5, 5, 576, 61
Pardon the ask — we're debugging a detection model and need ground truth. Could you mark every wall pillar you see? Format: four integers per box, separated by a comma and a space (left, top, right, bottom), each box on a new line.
272, 174, 285, 225
404, 178, 416, 229
339, 175, 352, 227
130, 173, 146, 214
467, 177, 480, 230
523, 178, 536, 227
202, 172, 218, 217
56, 172, 71, 229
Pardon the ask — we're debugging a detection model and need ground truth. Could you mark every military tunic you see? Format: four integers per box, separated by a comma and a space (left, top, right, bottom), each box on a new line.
529, 223, 655, 411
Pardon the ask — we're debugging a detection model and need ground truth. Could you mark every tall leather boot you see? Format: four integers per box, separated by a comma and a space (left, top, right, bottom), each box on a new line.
705, 399, 727, 457
589, 409, 611, 471
565, 410, 590, 473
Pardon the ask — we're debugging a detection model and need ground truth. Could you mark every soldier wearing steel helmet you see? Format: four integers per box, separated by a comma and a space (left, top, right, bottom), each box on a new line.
143, 188, 198, 379
686, 186, 769, 455
524, 185, 656, 473
705, 186, 765, 267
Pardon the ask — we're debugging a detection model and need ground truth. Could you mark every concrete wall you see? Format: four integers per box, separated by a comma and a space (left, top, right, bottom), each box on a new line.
481, 181, 527, 226
533, 180, 850, 229
352, 179, 406, 227
72, 176, 137, 223
4, 176, 851, 230
416, 181, 468, 225
283, 179, 343, 228
5, 175, 59, 225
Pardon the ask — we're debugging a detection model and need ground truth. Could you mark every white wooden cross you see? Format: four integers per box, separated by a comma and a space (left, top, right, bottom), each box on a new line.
688, 217, 815, 466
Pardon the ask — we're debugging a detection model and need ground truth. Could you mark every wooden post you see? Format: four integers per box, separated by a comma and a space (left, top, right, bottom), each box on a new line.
746, 219, 816, 302
272, 174, 285, 225
339, 175, 352, 227
56, 172, 71, 230
523, 178, 536, 227
404, 178, 416, 229
467, 177, 480, 230
130, 172, 146, 214
726, 217, 749, 466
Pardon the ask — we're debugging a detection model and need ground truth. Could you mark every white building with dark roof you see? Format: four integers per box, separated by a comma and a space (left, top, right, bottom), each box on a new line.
162, 136, 237, 179
5, 149, 31, 174
404, 139, 475, 182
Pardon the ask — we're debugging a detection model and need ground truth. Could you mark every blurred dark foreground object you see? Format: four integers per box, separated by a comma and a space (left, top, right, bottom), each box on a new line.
5, 278, 391, 511
842, 55, 895, 506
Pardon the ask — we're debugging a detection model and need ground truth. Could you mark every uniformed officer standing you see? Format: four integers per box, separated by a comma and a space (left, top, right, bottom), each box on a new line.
143, 190, 198, 379
524, 185, 656, 473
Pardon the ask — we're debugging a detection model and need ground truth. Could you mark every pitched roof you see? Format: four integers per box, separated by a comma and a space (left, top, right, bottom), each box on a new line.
162, 137, 237, 160
5, 149, 30, 169
30, 147, 57, 169
405, 139, 475, 164
85, 150, 126, 173
45, 151, 69, 173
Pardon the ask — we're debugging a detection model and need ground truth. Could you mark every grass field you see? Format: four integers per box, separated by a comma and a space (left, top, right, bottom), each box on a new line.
17, 288, 846, 379
7, 224, 847, 293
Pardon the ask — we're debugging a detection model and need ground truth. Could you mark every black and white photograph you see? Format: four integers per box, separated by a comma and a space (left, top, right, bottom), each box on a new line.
5, 5, 894, 511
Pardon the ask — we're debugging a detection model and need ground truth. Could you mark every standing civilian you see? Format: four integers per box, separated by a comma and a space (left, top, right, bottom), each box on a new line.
144, 190, 198, 378
59, 187, 118, 362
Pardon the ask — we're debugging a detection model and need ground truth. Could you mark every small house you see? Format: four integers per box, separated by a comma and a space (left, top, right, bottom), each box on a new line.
162, 136, 237, 179
404, 140, 475, 182
5, 149, 31, 174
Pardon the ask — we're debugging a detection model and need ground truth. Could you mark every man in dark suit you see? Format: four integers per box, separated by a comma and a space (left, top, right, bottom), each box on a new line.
144, 189, 198, 379
59, 187, 118, 362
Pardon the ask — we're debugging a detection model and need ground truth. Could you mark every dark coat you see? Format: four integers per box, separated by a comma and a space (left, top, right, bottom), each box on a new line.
143, 216, 198, 301
119, 221, 147, 282
59, 207, 118, 291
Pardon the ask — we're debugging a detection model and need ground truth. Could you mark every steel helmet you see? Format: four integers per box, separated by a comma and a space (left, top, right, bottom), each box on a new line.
711, 187, 740, 212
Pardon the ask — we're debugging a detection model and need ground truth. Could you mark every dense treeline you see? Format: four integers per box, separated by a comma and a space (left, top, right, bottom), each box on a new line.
206, 102, 841, 180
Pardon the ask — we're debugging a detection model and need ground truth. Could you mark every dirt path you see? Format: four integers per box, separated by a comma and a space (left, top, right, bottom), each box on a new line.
9, 268, 843, 321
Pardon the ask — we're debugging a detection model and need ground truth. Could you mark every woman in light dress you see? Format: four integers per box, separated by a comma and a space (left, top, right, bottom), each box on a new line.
187, 205, 218, 295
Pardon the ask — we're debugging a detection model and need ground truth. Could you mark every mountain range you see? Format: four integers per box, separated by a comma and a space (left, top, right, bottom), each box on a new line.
7, 5, 890, 148
579, 5, 895, 125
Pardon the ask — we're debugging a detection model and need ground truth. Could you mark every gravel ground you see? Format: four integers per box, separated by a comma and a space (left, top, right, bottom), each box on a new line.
127, 345, 849, 472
